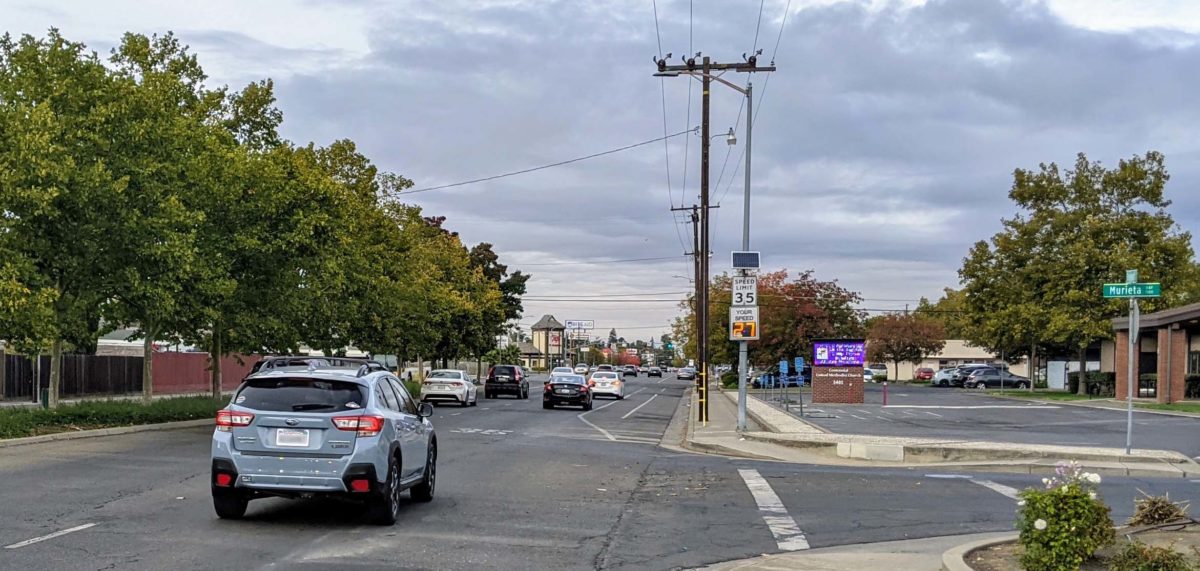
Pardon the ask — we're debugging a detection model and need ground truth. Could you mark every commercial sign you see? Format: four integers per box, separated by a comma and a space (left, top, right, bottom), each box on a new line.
1102, 283, 1161, 298
729, 307, 760, 340
564, 320, 594, 330
626, 348, 638, 355
732, 276, 757, 306
813, 340, 866, 367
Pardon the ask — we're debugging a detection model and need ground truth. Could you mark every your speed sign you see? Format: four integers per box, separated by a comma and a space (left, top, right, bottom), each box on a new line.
732, 277, 757, 306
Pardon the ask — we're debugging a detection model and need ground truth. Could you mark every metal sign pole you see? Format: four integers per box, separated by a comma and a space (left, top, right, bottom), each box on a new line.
1125, 298, 1139, 454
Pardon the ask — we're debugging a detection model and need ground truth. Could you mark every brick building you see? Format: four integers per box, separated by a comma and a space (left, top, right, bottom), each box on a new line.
1112, 301, 1200, 404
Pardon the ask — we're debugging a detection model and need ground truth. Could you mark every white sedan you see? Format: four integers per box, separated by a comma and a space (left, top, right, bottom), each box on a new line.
573, 364, 589, 375
588, 371, 625, 399
552, 366, 575, 376
420, 369, 478, 407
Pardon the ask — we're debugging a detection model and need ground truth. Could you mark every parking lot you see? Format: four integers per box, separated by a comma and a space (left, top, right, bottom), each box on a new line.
772, 384, 1200, 458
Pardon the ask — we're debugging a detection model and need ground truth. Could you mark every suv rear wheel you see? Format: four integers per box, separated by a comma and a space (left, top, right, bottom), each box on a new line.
212, 490, 248, 520
367, 455, 401, 525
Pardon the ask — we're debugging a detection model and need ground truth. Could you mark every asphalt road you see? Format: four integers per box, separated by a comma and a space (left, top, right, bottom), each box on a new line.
2, 374, 1199, 570
769, 384, 1200, 457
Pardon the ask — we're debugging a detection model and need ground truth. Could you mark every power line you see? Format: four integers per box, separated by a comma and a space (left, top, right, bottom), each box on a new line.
514, 255, 687, 267
654, 0, 694, 256
401, 128, 695, 195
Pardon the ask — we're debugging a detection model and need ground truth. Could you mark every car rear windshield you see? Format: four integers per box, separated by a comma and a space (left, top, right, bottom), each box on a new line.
594, 372, 618, 379
235, 378, 366, 412
492, 366, 517, 376
553, 376, 585, 385
428, 371, 462, 379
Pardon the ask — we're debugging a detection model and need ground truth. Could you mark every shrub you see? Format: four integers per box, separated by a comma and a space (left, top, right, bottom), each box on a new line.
720, 370, 738, 389
872, 373, 888, 382
1128, 491, 1190, 526
1108, 540, 1194, 571
1067, 371, 1116, 396
1017, 461, 1115, 570
0, 397, 227, 439
404, 380, 423, 398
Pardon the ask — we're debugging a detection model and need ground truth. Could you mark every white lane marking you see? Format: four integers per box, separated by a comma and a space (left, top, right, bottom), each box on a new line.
902, 411, 918, 416
923, 411, 943, 417
925, 474, 972, 479
971, 479, 1020, 500
1191, 479, 1200, 483
576, 388, 648, 440
450, 412, 462, 416
856, 409, 871, 414
621, 394, 659, 419
884, 405, 1060, 410
737, 469, 810, 551
5, 523, 97, 549
848, 414, 867, 420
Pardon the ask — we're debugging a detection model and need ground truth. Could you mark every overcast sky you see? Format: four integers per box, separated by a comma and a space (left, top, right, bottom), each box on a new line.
6, 0, 1200, 342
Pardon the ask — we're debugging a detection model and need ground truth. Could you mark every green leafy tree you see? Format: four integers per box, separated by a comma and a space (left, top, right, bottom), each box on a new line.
913, 288, 971, 340
960, 152, 1198, 394
866, 314, 946, 380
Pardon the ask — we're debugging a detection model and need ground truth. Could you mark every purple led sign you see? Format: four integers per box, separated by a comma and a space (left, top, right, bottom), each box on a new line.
813, 341, 866, 367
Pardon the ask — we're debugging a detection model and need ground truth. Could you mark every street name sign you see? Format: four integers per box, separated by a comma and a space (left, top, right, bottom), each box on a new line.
1102, 283, 1161, 298
732, 276, 757, 306
729, 306, 760, 340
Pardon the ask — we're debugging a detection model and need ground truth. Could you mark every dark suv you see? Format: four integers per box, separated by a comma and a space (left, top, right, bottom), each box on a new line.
485, 365, 529, 399
622, 365, 638, 377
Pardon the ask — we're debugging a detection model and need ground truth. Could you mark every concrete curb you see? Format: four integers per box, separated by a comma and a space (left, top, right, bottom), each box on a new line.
721, 389, 830, 434
0, 419, 213, 448
980, 392, 1200, 419
941, 532, 1018, 571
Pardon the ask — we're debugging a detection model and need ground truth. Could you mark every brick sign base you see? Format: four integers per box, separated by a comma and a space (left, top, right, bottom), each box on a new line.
812, 366, 865, 404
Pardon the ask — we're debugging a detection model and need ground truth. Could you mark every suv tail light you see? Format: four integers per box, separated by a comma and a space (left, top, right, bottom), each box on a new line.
216, 410, 254, 432
333, 415, 385, 437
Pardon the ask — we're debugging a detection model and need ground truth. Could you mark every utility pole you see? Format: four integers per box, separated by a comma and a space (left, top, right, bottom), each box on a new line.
655, 51, 774, 428
674, 204, 704, 421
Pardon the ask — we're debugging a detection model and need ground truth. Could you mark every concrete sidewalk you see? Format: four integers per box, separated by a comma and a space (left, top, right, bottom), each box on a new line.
683, 386, 1199, 478
693, 532, 1012, 571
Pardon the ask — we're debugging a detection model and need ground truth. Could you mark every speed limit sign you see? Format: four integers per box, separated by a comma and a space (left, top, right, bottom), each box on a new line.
732, 277, 757, 307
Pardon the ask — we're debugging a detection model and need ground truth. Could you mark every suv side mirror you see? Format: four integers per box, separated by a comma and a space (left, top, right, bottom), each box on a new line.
418, 402, 434, 418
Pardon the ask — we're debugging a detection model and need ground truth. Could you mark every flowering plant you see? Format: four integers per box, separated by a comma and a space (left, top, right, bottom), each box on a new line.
1016, 461, 1114, 570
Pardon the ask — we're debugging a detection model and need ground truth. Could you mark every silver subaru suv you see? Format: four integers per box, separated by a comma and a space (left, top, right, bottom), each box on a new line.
210, 363, 437, 525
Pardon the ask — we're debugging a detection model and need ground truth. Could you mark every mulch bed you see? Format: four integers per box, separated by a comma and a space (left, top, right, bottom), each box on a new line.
967, 524, 1200, 570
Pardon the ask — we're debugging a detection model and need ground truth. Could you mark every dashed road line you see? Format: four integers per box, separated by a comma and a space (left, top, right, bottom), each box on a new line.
925, 474, 972, 479
923, 411, 943, 417
5, 523, 97, 549
621, 394, 658, 419
849, 414, 867, 420
737, 469, 810, 551
884, 405, 1060, 410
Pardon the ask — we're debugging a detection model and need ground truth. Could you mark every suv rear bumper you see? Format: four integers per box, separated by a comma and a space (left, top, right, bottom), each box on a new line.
212, 431, 387, 494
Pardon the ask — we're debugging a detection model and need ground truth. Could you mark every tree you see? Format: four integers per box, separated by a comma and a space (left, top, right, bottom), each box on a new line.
914, 288, 971, 340
608, 329, 618, 347
866, 314, 946, 380
0, 30, 127, 407
960, 152, 1198, 394
680, 270, 865, 369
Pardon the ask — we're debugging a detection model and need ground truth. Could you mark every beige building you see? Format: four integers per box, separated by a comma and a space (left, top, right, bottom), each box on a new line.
876, 340, 1029, 381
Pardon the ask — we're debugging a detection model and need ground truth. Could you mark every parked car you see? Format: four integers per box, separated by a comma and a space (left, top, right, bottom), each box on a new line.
543, 374, 592, 410
589, 371, 625, 399
932, 367, 959, 387
420, 369, 478, 407
647, 366, 663, 378
966, 368, 1030, 389
949, 364, 993, 387
866, 363, 888, 380
677, 367, 697, 381
862, 369, 874, 383
211, 367, 436, 525
485, 364, 529, 399
915, 367, 935, 381
622, 365, 638, 377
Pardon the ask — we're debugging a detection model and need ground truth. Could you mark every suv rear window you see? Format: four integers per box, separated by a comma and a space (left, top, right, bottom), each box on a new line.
491, 366, 517, 377
235, 378, 366, 412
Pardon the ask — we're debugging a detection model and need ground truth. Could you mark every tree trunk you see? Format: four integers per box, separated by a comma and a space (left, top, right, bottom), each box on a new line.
416, 353, 424, 382
48, 339, 62, 409
210, 326, 223, 399
142, 329, 156, 404
1076, 347, 1088, 396
0, 345, 6, 401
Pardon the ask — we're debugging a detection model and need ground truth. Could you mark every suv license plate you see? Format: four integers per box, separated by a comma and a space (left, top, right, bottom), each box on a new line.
276, 428, 310, 447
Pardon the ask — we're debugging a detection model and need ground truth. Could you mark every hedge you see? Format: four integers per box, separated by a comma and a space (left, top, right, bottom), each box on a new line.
0, 397, 227, 440
1067, 372, 1116, 397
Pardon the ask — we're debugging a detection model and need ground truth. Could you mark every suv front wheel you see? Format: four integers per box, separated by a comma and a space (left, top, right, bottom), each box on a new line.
411, 445, 436, 502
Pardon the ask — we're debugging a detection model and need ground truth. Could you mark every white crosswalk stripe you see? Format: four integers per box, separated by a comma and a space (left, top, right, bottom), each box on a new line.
738, 469, 810, 551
